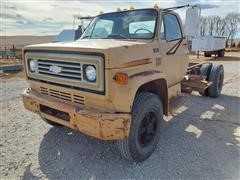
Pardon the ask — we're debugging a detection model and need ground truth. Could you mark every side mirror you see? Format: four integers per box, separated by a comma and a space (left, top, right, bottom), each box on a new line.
185, 6, 201, 37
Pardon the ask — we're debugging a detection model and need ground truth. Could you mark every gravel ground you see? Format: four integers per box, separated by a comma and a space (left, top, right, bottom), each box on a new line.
1, 55, 240, 179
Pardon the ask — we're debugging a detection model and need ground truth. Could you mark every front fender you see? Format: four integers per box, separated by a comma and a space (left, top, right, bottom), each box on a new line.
108, 68, 168, 112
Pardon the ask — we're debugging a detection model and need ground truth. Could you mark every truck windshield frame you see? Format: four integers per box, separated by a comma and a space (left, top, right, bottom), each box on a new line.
81, 9, 158, 40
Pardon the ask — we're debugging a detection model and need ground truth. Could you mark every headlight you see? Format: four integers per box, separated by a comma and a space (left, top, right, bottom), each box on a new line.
85, 65, 96, 82
29, 59, 38, 72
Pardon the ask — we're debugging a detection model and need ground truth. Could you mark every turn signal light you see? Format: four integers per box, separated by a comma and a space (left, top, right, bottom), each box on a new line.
113, 73, 128, 85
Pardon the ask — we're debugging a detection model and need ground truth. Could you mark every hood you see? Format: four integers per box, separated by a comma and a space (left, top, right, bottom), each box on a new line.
25, 39, 155, 69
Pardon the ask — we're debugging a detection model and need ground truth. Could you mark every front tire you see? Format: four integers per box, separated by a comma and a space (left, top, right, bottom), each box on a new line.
116, 92, 164, 162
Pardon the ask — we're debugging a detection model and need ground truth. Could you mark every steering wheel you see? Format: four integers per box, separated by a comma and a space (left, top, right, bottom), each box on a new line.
134, 28, 152, 34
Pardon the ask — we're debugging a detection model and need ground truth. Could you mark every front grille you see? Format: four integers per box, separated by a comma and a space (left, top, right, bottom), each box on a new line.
37, 59, 82, 81
25, 51, 105, 93
40, 87, 85, 105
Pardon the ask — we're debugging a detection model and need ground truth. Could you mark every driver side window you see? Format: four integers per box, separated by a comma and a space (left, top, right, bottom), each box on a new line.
160, 13, 182, 41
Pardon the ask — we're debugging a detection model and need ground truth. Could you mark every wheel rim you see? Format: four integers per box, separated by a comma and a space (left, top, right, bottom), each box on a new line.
138, 112, 158, 148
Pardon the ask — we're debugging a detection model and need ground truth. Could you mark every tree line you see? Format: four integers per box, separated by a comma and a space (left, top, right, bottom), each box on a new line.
199, 13, 240, 47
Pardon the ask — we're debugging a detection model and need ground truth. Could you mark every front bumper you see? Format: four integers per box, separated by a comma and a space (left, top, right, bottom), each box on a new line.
22, 88, 131, 140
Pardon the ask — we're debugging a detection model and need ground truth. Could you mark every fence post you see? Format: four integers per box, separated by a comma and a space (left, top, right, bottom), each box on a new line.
12, 45, 16, 57
4, 47, 8, 59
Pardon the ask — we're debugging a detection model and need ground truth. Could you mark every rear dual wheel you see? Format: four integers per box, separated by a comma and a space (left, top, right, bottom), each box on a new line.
199, 64, 224, 97
116, 92, 164, 162
199, 63, 212, 96
208, 64, 224, 97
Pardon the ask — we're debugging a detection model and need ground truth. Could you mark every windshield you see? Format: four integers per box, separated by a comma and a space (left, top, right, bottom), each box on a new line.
81, 9, 158, 40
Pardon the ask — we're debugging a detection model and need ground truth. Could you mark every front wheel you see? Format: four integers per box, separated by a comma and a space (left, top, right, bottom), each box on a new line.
116, 92, 164, 162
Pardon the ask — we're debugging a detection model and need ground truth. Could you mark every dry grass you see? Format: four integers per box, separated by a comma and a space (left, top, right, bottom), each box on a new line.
1, 35, 55, 49
0, 58, 23, 65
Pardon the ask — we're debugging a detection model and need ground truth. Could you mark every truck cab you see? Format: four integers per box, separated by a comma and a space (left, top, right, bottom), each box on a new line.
22, 7, 223, 162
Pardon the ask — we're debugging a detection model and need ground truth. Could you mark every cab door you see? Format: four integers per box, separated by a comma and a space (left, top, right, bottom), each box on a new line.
159, 12, 189, 87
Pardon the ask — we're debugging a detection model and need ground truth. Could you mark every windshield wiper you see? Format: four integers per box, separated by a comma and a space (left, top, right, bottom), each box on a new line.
82, 34, 129, 39
108, 34, 129, 39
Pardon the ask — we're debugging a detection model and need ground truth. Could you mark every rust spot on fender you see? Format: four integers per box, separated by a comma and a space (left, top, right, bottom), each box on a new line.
129, 70, 162, 79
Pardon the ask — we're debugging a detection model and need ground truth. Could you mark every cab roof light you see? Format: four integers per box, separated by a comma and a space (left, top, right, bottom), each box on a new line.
154, 3, 159, 9
130, 6, 135, 10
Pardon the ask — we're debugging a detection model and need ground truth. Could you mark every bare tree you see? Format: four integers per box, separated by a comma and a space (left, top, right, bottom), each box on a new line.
199, 13, 240, 48
218, 19, 227, 37
224, 13, 240, 47
206, 16, 219, 36
200, 16, 207, 36
200, 15, 221, 36
215, 16, 223, 36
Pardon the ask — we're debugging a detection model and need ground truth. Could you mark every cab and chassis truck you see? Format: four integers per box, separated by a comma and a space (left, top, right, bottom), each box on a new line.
22, 7, 224, 162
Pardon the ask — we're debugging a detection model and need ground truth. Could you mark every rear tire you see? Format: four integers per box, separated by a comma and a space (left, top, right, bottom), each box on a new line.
199, 63, 212, 96
208, 64, 224, 97
204, 52, 211, 57
116, 92, 164, 162
42, 118, 62, 126
217, 49, 225, 57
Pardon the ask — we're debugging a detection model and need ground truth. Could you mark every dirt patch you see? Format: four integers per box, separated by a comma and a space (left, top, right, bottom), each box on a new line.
0, 71, 25, 82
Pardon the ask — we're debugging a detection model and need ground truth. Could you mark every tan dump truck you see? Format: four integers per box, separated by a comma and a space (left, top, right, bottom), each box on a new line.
22, 7, 224, 162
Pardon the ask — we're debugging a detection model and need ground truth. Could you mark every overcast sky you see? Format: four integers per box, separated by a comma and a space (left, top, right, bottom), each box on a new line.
1, 0, 240, 36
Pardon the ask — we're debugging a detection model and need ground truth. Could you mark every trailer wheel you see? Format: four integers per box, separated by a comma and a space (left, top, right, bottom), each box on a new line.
199, 63, 212, 96
204, 52, 211, 57
42, 118, 62, 126
208, 64, 224, 97
217, 49, 225, 57
116, 92, 164, 162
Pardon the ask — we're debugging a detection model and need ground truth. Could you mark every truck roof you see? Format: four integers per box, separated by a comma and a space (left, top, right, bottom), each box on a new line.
96, 8, 161, 17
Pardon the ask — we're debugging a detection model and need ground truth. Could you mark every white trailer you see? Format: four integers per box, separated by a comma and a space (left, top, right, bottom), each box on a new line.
185, 6, 226, 58
191, 36, 226, 57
